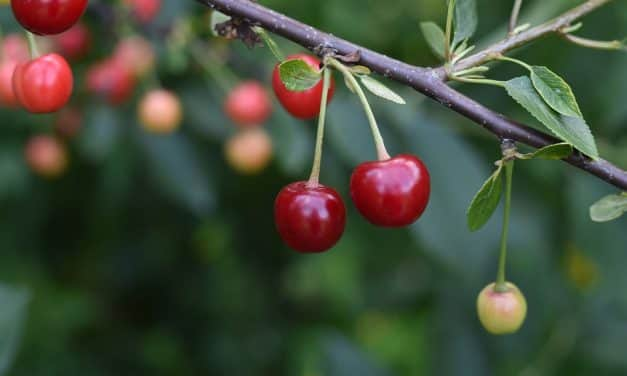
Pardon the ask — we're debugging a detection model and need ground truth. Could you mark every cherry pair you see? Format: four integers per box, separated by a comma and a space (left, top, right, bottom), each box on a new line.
275, 155, 431, 253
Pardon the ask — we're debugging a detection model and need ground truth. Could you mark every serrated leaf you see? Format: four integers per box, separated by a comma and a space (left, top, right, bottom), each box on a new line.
278, 59, 321, 91
590, 193, 627, 222
504, 76, 598, 159
209, 10, 230, 37
452, 0, 477, 47
359, 76, 406, 105
531, 66, 583, 118
467, 166, 503, 231
420, 22, 446, 60
521, 142, 573, 160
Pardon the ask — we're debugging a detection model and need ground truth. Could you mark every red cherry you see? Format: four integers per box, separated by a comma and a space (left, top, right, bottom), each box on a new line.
53, 23, 91, 60
350, 154, 430, 227
275, 182, 346, 253
11, 0, 88, 35
86, 59, 135, 105
272, 54, 335, 120
224, 81, 272, 127
124, 0, 161, 24
13, 53, 73, 113
0, 60, 19, 108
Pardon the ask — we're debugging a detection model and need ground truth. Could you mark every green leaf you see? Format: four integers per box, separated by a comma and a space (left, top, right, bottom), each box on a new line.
359, 76, 406, 105
504, 76, 598, 159
420, 22, 446, 60
209, 10, 230, 37
467, 166, 503, 231
520, 142, 573, 160
590, 193, 627, 222
0, 284, 29, 375
278, 59, 322, 91
530, 66, 583, 118
452, 0, 477, 47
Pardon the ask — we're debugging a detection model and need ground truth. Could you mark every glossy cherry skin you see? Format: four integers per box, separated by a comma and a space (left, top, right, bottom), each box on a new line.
13, 53, 73, 113
350, 154, 430, 227
224, 81, 272, 127
11, 0, 88, 35
477, 282, 527, 335
86, 59, 135, 105
272, 54, 335, 120
275, 182, 346, 253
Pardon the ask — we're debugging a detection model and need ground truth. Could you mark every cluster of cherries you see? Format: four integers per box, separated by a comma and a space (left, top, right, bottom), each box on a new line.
222, 81, 274, 174
2, 0, 173, 177
270, 54, 431, 253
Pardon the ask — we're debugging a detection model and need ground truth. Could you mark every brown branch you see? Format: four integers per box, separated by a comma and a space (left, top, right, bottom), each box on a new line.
197, 0, 627, 191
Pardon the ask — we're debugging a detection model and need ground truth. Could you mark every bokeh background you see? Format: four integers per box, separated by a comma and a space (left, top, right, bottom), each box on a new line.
1, 0, 627, 375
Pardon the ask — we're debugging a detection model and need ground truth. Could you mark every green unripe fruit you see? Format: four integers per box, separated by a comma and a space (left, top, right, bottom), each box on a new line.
476, 282, 527, 335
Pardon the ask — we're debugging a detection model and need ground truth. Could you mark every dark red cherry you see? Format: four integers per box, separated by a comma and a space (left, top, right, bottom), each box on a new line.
350, 154, 430, 227
11, 0, 88, 36
271, 54, 335, 120
274, 181, 346, 253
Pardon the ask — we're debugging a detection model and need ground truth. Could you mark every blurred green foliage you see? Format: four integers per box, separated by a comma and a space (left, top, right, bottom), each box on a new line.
1, 0, 627, 375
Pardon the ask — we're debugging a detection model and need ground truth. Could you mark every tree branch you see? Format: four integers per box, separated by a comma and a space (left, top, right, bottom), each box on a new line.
197, 0, 627, 191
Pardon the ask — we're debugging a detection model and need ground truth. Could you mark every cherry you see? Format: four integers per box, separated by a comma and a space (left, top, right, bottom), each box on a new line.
113, 36, 155, 77
86, 59, 135, 105
24, 135, 68, 177
11, 0, 88, 35
224, 81, 272, 127
225, 128, 273, 174
0, 60, 19, 107
272, 54, 335, 120
476, 282, 527, 335
124, 0, 161, 24
138, 89, 182, 134
350, 154, 430, 227
13, 53, 73, 113
275, 182, 346, 253
53, 23, 91, 60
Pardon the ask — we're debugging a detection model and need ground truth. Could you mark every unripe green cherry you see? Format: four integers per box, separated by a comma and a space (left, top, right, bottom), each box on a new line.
476, 282, 527, 335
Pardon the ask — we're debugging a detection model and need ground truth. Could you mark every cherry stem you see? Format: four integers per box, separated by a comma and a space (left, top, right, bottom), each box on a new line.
445, 0, 456, 60
327, 57, 390, 161
495, 158, 514, 293
25, 31, 40, 59
509, 0, 523, 36
307, 67, 332, 187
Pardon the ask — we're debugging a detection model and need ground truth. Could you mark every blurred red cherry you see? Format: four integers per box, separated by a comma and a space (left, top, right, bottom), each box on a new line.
53, 23, 91, 60
24, 135, 68, 178
2, 34, 29, 62
86, 59, 136, 105
224, 81, 272, 127
112, 36, 155, 77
